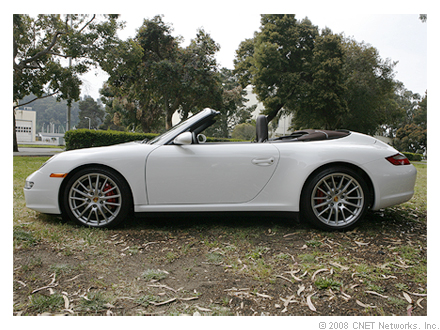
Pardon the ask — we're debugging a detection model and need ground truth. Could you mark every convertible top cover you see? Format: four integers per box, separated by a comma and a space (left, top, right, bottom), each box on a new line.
272, 129, 350, 142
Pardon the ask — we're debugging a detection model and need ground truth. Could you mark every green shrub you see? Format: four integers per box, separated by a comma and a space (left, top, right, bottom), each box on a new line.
64, 129, 158, 150
402, 152, 422, 162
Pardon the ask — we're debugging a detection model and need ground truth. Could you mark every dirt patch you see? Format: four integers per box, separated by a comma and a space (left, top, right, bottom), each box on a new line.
13, 210, 427, 316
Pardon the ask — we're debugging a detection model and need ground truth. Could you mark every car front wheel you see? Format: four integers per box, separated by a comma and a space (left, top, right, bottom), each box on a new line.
301, 166, 370, 230
61, 167, 132, 228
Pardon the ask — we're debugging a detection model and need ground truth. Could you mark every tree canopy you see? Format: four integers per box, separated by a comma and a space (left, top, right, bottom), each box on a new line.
13, 14, 123, 150
100, 16, 253, 136
100, 16, 222, 132
77, 96, 105, 129
393, 92, 427, 154
14, 14, 426, 155
234, 14, 403, 135
13, 14, 123, 106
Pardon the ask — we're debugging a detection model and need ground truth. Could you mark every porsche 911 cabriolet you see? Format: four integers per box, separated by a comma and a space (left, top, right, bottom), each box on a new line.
24, 108, 417, 230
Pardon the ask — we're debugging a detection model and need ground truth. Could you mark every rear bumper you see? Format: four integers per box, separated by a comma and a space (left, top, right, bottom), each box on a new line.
366, 160, 417, 210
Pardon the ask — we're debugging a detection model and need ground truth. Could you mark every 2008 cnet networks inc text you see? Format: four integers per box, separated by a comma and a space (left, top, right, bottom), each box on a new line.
354, 322, 435, 330
318, 321, 438, 330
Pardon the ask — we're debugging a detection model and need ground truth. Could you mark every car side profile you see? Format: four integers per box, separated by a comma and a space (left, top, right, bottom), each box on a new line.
24, 108, 417, 230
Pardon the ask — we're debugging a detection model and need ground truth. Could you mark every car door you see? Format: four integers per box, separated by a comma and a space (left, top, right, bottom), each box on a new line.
146, 143, 280, 205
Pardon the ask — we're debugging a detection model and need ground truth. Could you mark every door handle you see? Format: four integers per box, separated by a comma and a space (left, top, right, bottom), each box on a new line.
252, 157, 275, 166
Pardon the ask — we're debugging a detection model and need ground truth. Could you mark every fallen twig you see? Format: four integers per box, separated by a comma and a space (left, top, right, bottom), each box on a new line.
254, 292, 273, 299
311, 268, 329, 281
356, 299, 376, 308
179, 296, 200, 301
275, 274, 293, 284
405, 291, 427, 297
62, 295, 69, 309
329, 262, 349, 271
365, 291, 388, 299
146, 284, 179, 293
66, 274, 83, 282
149, 298, 176, 306
307, 293, 317, 312
195, 305, 212, 312
31, 273, 57, 294
224, 287, 250, 292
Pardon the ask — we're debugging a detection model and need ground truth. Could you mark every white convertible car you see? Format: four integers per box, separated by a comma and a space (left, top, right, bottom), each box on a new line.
24, 108, 417, 230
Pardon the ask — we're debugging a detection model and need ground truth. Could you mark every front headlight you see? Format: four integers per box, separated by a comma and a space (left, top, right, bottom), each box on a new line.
24, 181, 34, 189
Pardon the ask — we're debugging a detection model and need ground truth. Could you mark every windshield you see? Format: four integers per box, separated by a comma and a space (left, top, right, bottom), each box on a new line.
144, 119, 189, 145
143, 109, 216, 145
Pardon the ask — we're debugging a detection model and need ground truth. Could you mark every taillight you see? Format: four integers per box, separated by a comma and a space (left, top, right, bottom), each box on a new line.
386, 153, 410, 165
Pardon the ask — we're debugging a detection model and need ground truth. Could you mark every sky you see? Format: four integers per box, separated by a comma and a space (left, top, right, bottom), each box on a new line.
80, 11, 428, 100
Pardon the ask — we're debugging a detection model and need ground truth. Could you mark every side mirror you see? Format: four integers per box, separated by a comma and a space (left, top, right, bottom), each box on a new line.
173, 132, 192, 145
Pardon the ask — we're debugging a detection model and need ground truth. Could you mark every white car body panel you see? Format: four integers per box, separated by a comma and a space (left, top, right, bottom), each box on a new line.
24, 142, 158, 213
24, 108, 417, 223
146, 143, 280, 204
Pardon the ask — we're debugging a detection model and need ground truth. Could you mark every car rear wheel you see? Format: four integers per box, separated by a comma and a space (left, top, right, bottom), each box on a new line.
301, 166, 370, 230
61, 167, 132, 228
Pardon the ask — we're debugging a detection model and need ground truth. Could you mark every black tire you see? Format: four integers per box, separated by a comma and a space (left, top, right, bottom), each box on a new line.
301, 166, 370, 230
61, 167, 132, 228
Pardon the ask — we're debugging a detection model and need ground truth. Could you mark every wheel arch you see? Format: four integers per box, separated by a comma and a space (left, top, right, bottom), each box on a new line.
58, 163, 134, 214
299, 161, 375, 210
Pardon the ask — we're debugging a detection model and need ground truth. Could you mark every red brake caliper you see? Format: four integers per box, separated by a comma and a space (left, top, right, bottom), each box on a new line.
103, 183, 116, 209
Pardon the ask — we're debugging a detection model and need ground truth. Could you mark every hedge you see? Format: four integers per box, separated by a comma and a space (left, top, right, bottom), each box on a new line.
64, 129, 158, 150
402, 152, 423, 162
64, 129, 248, 150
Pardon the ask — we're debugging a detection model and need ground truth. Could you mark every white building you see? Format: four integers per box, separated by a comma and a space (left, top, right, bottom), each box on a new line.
15, 107, 36, 142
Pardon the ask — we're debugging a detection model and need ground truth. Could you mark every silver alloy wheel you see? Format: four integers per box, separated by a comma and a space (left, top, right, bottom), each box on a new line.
311, 172, 364, 227
68, 173, 122, 226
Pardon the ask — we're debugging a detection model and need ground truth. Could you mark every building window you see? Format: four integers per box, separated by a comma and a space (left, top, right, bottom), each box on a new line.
16, 126, 31, 133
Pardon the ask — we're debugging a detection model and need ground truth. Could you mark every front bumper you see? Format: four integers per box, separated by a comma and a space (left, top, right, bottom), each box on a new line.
24, 170, 63, 214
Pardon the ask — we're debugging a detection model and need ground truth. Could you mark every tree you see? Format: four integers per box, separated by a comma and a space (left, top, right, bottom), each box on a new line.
100, 37, 157, 132
231, 123, 255, 140
99, 83, 146, 132
204, 68, 255, 138
393, 92, 427, 155
234, 15, 319, 123
340, 38, 399, 134
234, 16, 401, 134
101, 16, 222, 133
394, 123, 427, 154
174, 29, 223, 124
234, 15, 348, 130
378, 83, 420, 138
77, 96, 105, 129
292, 28, 348, 130
413, 92, 427, 129
13, 14, 123, 151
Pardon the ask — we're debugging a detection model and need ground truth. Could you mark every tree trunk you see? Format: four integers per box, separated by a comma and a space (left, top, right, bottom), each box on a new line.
13, 108, 18, 152
266, 103, 284, 123
165, 110, 173, 130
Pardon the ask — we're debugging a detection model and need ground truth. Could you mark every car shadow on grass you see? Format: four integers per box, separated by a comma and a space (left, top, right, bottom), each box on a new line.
36, 206, 426, 235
